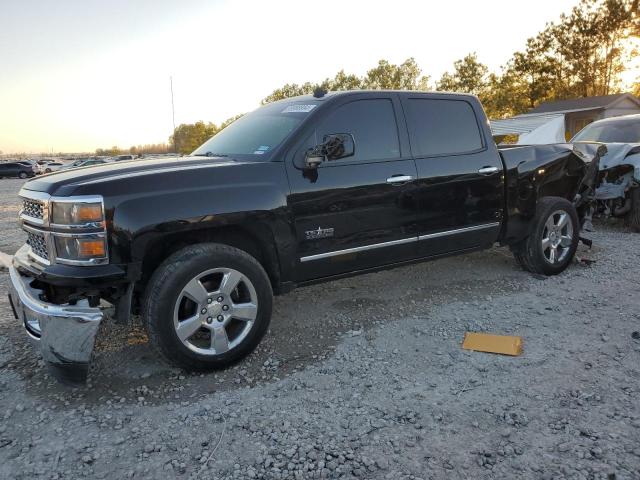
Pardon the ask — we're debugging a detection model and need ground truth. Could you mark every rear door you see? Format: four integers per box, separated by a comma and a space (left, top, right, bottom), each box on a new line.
286, 94, 419, 281
400, 94, 503, 256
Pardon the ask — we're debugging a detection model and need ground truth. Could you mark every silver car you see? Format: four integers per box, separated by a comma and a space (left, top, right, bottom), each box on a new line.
572, 114, 640, 231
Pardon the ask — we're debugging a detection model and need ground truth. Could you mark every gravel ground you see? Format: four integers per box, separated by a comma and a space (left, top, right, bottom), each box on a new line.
0, 177, 639, 479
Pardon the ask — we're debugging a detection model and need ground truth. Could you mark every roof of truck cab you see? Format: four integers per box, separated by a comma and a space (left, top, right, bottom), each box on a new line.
274, 90, 478, 103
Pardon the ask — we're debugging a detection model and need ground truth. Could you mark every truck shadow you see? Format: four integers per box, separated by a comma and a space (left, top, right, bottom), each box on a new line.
0, 245, 544, 406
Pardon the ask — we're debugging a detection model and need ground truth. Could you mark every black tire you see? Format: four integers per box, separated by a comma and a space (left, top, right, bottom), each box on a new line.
511, 197, 579, 276
45, 168, 51, 173
142, 243, 273, 371
18, 172, 28, 179
625, 188, 640, 232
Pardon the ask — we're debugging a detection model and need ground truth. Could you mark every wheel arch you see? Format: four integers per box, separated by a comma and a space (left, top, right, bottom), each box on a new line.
137, 223, 282, 297
499, 144, 598, 246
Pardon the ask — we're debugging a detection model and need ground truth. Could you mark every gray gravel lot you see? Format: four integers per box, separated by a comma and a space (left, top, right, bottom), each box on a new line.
0, 177, 639, 479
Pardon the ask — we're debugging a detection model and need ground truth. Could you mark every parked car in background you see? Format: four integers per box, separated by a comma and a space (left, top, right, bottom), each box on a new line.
571, 114, 640, 231
61, 158, 108, 170
36, 161, 66, 174
0, 162, 36, 179
114, 154, 136, 161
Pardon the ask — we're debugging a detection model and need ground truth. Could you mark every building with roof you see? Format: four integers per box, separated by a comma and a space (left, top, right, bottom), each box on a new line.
491, 93, 640, 143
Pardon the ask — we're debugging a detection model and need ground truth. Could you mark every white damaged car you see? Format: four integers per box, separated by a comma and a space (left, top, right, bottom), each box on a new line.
572, 114, 640, 231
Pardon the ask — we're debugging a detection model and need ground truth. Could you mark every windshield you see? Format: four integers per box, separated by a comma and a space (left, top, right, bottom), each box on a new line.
191, 101, 319, 160
572, 120, 640, 143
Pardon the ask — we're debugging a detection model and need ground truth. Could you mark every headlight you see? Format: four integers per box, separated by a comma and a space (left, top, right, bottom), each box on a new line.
51, 201, 104, 226
54, 236, 107, 262
49, 196, 108, 265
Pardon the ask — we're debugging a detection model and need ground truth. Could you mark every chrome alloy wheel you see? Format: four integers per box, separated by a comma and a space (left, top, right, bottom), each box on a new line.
541, 210, 573, 264
173, 268, 258, 355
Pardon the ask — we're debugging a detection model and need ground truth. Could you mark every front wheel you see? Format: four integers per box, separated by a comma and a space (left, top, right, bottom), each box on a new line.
512, 197, 579, 276
143, 243, 273, 371
18, 172, 28, 179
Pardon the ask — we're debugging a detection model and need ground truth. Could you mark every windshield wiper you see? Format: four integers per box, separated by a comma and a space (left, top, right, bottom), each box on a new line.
192, 152, 229, 157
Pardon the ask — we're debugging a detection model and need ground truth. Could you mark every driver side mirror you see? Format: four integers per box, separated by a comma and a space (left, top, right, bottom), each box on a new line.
304, 133, 355, 169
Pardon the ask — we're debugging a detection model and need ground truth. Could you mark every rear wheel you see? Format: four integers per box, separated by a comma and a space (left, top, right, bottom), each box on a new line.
511, 197, 579, 275
143, 243, 273, 370
625, 188, 640, 232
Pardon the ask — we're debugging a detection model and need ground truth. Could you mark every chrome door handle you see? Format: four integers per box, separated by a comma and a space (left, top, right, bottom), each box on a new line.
478, 166, 499, 175
386, 175, 414, 184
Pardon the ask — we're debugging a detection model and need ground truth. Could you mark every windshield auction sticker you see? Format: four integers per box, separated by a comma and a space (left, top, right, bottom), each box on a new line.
281, 104, 317, 113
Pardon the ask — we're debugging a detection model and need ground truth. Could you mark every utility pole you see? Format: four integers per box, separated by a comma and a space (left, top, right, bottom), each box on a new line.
170, 76, 177, 154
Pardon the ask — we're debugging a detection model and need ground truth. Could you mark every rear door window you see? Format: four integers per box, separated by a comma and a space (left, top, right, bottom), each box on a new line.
317, 99, 400, 162
404, 99, 483, 157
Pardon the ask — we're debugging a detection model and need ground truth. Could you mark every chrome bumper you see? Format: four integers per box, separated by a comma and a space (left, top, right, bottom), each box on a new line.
7, 263, 103, 384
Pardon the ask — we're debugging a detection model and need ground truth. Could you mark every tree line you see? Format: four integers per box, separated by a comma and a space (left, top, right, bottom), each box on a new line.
95, 143, 174, 156
262, 0, 639, 119
97, 0, 638, 155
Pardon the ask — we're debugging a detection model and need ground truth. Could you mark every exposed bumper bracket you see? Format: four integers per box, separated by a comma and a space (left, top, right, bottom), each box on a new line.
7, 264, 103, 385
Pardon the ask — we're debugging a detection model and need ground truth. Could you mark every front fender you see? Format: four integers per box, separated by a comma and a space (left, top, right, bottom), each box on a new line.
95, 162, 296, 282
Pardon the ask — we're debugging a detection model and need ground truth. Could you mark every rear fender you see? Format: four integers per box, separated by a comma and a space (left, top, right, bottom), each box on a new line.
499, 143, 602, 245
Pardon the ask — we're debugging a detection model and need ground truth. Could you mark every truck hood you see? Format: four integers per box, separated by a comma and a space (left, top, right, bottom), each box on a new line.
22, 156, 244, 196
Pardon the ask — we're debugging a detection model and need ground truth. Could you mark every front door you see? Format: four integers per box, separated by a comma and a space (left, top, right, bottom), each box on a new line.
286, 95, 419, 281
399, 94, 504, 256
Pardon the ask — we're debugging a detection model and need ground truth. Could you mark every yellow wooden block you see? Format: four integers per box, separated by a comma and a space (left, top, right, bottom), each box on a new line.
462, 332, 523, 356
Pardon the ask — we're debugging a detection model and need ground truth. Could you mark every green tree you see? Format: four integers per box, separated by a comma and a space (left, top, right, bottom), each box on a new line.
509, 30, 565, 109
261, 83, 317, 104
552, 0, 633, 97
96, 146, 123, 156
504, 0, 637, 108
362, 58, 430, 90
436, 53, 488, 96
261, 58, 430, 104
330, 70, 363, 90
482, 70, 531, 118
128, 143, 173, 155
170, 121, 217, 154
168, 115, 243, 155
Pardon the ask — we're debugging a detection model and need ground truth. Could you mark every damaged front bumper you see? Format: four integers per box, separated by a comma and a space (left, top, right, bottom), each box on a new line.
7, 262, 103, 384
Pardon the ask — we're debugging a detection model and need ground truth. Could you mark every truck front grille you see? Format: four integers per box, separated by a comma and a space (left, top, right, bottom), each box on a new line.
22, 199, 44, 220
26, 231, 49, 261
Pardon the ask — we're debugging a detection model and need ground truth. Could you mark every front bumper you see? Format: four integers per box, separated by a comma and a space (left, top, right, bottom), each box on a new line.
7, 263, 103, 384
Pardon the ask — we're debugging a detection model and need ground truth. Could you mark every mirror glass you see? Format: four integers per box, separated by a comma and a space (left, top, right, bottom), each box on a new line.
323, 133, 355, 161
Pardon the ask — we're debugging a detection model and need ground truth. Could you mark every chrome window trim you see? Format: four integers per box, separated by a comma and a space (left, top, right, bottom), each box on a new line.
299, 222, 500, 262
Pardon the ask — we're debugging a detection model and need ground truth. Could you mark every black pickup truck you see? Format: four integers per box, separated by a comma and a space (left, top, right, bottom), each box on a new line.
7, 91, 601, 383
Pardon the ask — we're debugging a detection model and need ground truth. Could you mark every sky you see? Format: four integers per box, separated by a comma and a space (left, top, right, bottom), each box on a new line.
0, 0, 626, 154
